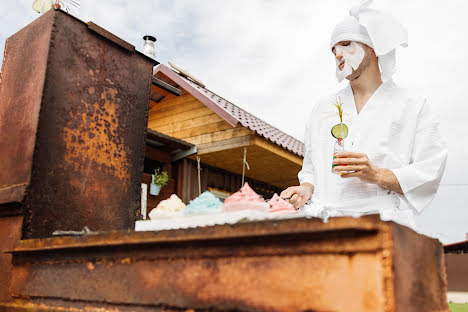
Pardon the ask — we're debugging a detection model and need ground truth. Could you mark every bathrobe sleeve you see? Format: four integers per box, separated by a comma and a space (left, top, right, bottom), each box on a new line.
298, 114, 316, 186
391, 99, 448, 214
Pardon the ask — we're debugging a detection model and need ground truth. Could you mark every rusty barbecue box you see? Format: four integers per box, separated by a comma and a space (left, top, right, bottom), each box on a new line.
0, 10, 156, 238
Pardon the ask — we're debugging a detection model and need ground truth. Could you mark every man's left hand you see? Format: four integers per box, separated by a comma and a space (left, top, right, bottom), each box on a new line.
332, 151, 381, 184
333, 151, 404, 193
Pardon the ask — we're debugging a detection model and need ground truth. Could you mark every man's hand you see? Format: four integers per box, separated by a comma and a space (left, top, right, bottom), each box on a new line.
280, 183, 314, 209
333, 152, 380, 183
333, 152, 402, 193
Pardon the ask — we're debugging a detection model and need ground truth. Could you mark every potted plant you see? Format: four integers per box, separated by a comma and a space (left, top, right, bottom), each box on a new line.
150, 168, 168, 196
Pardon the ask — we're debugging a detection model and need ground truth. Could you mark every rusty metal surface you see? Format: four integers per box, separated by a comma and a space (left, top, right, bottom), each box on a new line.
9, 215, 382, 253
87, 21, 135, 53
9, 10, 155, 238
0, 11, 55, 205
8, 217, 388, 312
0, 298, 195, 312
0, 216, 23, 302
2, 217, 448, 311
445, 253, 468, 292
391, 224, 449, 311
10, 251, 387, 311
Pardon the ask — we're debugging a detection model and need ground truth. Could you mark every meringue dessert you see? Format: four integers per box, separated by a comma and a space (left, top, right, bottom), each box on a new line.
184, 191, 222, 216
222, 182, 269, 212
148, 194, 185, 219
267, 193, 298, 215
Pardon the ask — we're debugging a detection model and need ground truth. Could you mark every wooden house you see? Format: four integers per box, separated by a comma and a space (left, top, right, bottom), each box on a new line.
144, 64, 304, 207
444, 236, 468, 303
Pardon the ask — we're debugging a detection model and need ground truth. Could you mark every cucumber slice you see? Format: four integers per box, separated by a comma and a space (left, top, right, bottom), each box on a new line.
331, 123, 348, 139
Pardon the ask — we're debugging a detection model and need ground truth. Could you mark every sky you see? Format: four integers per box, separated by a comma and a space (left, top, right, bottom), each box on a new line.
1, 0, 467, 244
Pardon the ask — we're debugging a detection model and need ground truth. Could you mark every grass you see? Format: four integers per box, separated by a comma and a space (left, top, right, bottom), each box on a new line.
449, 303, 468, 312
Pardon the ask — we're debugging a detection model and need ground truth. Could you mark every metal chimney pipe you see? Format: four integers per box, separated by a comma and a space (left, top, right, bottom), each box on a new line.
142, 35, 157, 59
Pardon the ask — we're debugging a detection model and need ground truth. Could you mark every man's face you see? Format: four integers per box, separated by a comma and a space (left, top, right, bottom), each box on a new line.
332, 41, 352, 71
332, 41, 369, 81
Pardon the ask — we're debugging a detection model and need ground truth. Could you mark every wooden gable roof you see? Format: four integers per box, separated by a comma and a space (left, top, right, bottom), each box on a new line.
147, 64, 303, 189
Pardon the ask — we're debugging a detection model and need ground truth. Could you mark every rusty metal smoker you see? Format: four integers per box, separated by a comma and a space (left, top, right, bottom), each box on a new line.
0, 9, 156, 238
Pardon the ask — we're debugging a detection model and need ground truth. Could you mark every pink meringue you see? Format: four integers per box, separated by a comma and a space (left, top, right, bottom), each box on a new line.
268, 193, 297, 215
222, 182, 269, 212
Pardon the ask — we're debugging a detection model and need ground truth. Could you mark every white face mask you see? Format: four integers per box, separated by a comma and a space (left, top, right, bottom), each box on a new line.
334, 42, 365, 82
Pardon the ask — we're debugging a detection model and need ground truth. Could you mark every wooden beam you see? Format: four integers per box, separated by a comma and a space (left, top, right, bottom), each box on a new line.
148, 100, 205, 120
184, 127, 251, 145
146, 129, 194, 151
151, 94, 197, 111
168, 121, 234, 140
152, 77, 181, 96
148, 106, 215, 127
151, 84, 172, 98
148, 113, 225, 133
196, 135, 250, 155
249, 135, 303, 166
154, 65, 238, 127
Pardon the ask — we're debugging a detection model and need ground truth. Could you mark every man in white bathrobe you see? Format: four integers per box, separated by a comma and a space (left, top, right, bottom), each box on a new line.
281, 1, 448, 228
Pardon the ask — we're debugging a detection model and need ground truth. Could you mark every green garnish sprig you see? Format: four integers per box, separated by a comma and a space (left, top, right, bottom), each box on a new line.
331, 97, 348, 140
333, 97, 344, 123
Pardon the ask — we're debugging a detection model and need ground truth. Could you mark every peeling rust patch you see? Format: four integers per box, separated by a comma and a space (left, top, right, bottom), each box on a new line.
86, 262, 95, 270
64, 87, 130, 190
380, 224, 395, 312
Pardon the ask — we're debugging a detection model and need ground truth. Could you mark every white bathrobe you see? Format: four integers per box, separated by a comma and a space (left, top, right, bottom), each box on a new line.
298, 80, 448, 228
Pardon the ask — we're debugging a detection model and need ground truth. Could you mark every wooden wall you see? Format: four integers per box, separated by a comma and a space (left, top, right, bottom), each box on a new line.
142, 157, 282, 217
176, 158, 282, 204
148, 90, 251, 146
445, 253, 468, 292
142, 173, 176, 216
142, 144, 178, 217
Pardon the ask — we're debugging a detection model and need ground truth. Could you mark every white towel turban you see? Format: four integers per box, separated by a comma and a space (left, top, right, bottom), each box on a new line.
330, 0, 408, 81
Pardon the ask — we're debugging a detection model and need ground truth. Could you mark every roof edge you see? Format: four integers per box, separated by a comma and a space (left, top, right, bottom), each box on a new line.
153, 64, 238, 127
444, 240, 468, 248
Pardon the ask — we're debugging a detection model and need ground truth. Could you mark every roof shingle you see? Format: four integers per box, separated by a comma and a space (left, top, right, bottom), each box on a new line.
153, 65, 305, 157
